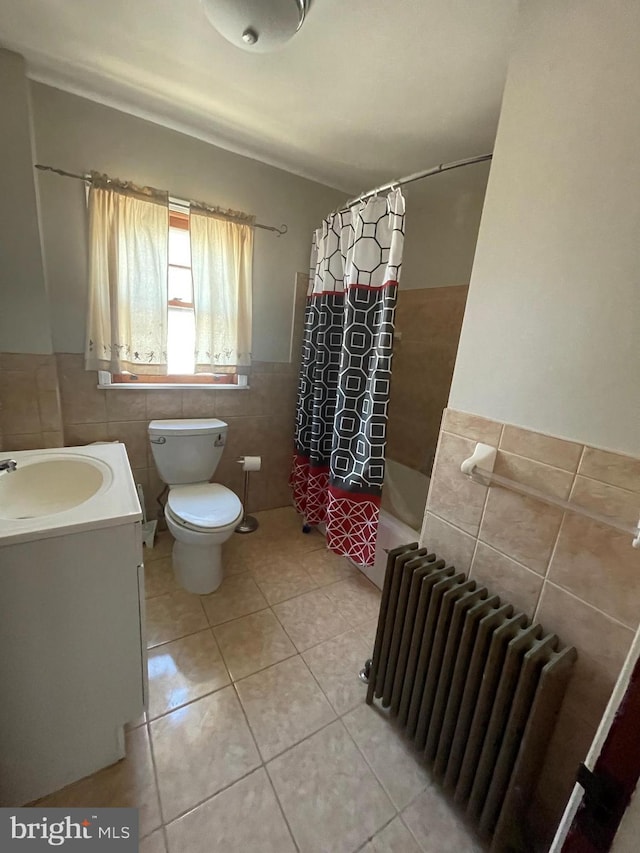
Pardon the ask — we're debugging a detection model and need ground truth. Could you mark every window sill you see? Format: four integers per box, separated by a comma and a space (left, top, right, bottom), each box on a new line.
97, 382, 249, 390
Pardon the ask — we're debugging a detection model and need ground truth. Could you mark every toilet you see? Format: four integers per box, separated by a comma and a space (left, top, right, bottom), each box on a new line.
148, 418, 243, 594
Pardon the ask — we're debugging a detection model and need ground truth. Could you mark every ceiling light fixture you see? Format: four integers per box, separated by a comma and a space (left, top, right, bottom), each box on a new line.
201, 0, 311, 53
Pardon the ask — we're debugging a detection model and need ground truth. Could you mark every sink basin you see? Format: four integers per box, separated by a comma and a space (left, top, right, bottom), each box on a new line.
0, 455, 112, 519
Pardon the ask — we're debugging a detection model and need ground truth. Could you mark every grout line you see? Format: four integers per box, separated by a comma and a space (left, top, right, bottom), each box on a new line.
262, 765, 301, 853
542, 580, 637, 631
144, 716, 168, 847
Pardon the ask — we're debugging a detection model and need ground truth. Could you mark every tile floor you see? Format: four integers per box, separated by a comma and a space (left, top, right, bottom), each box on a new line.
36, 506, 483, 852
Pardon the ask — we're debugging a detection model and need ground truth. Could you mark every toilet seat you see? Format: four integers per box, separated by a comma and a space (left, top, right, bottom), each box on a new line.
167, 483, 243, 531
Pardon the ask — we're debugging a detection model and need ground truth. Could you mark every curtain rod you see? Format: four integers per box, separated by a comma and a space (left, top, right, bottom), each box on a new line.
339, 153, 493, 213
33, 164, 288, 237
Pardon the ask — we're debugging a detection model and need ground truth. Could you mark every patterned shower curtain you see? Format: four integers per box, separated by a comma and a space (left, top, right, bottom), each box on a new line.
290, 189, 405, 565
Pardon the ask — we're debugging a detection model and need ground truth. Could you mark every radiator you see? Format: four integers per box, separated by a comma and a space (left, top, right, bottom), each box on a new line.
366, 543, 577, 853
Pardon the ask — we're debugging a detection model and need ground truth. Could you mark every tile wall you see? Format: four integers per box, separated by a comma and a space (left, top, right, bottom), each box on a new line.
0, 274, 309, 517
421, 407, 640, 845
54, 354, 298, 517
387, 286, 467, 475
0, 353, 64, 451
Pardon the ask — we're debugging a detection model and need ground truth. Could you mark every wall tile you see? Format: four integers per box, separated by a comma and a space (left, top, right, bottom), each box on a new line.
107, 421, 149, 469
441, 408, 503, 445
106, 390, 148, 421
420, 512, 477, 573
64, 422, 109, 446
469, 541, 543, 619
570, 475, 640, 528
0, 370, 40, 433
386, 286, 468, 477
500, 424, 583, 472
494, 450, 574, 500
535, 583, 633, 729
57, 354, 107, 424
181, 389, 218, 418
426, 432, 489, 535
548, 513, 640, 629
578, 446, 640, 494
42, 430, 64, 448
146, 390, 183, 420
3, 432, 45, 451
37, 390, 63, 432
478, 486, 563, 575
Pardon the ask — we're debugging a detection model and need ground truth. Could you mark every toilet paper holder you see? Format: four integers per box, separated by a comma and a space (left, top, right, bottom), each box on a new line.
235, 456, 261, 534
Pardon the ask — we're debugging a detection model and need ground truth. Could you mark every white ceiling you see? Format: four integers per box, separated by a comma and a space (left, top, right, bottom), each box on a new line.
0, 0, 519, 192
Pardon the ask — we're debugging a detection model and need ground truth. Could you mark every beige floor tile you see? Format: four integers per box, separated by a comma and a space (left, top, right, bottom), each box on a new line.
213, 609, 296, 680
252, 558, 319, 604
357, 617, 380, 649
362, 817, 422, 853
144, 532, 174, 561
236, 656, 336, 760
402, 786, 484, 852
273, 588, 351, 652
36, 727, 161, 838
323, 574, 382, 626
146, 591, 208, 648
147, 629, 230, 720
150, 687, 261, 822
343, 705, 430, 810
144, 557, 179, 599
165, 768, 296, 853
267, 720, 394, 853
302, 629, 370, 715
200, 573, 268, 626
140, 829, 167, 853
302, 548, 356, 586
225, 524, 325, 571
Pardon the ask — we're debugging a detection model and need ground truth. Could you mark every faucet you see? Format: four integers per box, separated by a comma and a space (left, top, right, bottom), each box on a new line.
0, 459, 17, 473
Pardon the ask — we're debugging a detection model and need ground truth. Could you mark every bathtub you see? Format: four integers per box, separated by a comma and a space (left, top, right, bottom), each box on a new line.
356, 459, 430, 590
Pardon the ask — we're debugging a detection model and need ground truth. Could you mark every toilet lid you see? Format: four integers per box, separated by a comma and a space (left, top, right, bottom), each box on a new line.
167, 483, 242, 529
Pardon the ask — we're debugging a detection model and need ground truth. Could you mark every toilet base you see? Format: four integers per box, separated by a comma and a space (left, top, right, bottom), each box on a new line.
172, 539, 223, 595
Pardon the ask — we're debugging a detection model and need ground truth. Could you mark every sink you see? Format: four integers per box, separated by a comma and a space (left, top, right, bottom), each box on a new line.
0, 455, 113, 519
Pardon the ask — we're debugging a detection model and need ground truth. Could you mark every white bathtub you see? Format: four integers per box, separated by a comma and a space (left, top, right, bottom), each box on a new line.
357, 459, 430, 590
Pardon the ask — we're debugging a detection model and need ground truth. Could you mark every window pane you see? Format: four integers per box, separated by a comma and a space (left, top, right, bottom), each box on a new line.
169, 226, 191, 267
168, 266, 193, 303
167, 306, 195, 374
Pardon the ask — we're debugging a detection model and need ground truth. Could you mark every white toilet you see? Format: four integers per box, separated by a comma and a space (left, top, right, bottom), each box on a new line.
148, 418, 243, 594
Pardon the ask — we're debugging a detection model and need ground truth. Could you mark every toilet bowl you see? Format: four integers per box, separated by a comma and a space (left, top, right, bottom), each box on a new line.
148, 418, 243, 594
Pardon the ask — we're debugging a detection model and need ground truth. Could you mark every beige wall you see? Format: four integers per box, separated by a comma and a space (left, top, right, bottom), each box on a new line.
448, 0, 640, 456
29, 82, 345, 361
421, 409, 640, 845
385, 162, 487, 475
0, 51, 52, 354
401, 161, 490, 290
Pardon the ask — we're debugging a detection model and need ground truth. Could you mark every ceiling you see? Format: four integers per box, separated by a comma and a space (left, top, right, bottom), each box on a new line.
0, 0, 519, 192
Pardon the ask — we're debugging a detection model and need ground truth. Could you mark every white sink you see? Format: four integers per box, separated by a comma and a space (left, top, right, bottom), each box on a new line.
0, 454, 113, 520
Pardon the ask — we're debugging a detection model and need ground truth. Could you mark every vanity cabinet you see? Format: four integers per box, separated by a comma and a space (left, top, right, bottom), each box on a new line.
0, 520, 146, 806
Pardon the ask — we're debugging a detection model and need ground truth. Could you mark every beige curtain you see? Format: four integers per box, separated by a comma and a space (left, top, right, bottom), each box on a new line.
190, 209, 254, 374
85, 174, 169, 374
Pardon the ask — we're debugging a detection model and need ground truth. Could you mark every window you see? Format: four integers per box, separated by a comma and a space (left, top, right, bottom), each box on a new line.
86, 174, 253, 387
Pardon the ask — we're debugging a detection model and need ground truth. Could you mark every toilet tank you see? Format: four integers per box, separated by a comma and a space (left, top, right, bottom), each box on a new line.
148, 418, 228, 485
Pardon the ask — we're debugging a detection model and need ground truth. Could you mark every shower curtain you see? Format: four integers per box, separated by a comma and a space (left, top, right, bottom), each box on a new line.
290, 189, 405, 565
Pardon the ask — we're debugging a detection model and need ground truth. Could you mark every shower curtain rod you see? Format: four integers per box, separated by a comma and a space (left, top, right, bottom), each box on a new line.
340, 153, 493, 212
33, 164, 288, 237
